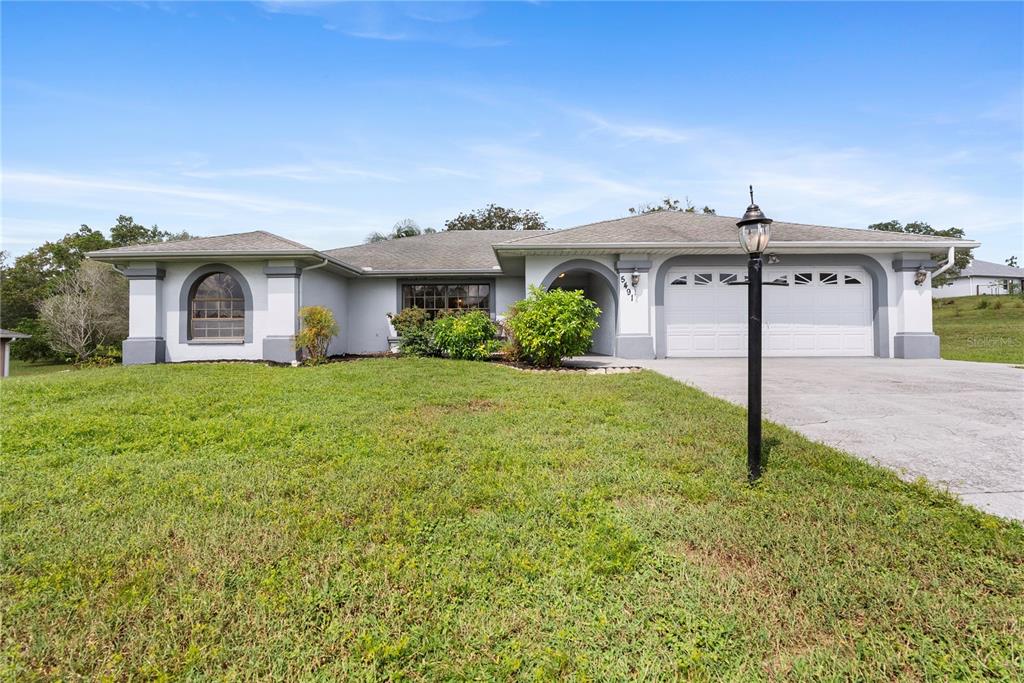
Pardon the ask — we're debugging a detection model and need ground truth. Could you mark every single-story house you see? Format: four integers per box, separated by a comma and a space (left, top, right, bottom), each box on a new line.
87, 211, 978, 364
0, 328, 30, 378
933, 258, 1024, 298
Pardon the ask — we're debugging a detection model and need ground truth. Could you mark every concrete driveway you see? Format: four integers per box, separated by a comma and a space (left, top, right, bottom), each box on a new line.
627, 358, 1024, 520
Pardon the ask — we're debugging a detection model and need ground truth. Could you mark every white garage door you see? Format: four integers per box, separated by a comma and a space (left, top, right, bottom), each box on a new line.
664, 267, 873, 357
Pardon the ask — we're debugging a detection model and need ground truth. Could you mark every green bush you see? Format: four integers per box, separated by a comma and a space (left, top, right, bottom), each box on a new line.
504, 286, 600, 367
294, 306, 338, 365
390, 307, 436, 357
75, 344, 121, 369
432, 310, 499, 360
976, 297, 990, 310
8, 319, 61, 363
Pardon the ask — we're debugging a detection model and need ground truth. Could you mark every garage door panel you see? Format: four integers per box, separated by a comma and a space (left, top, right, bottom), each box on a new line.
665, 266, 873, 357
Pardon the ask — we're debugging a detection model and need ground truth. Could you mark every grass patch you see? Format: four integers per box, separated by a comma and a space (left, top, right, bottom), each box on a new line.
5, 359, 70, 378
2, 360, 1022, 679
933, 295, 1024, 363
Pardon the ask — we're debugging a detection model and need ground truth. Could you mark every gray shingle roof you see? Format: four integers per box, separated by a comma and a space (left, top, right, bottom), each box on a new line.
87, 230, 316, 257
325, 230, 513, 272
960, 259, 1024, 278
498, 212, 975, 247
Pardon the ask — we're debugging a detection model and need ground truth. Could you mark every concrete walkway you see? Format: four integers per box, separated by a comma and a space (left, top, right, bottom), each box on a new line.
572, 356, 1024, 520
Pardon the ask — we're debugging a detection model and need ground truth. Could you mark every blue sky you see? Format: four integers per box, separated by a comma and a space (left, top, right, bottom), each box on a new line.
3, 1, 1021, 261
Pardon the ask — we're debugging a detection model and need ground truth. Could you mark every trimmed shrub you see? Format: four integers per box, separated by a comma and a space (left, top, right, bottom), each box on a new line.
432, 310, 499, 360
390, 307, 436, 357
294, 306, 338, 365
504, 286, 600, 367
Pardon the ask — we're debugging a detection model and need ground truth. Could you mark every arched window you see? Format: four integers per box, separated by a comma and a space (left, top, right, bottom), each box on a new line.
189, 272, 245, 340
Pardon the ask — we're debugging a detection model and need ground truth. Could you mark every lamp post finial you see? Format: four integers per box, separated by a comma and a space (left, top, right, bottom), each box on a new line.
749, 185, 754, 205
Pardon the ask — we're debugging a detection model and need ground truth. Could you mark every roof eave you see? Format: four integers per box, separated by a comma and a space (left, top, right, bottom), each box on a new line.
87, 249, 365, 277
493, 240, 980, 252
357, 268, 504, 277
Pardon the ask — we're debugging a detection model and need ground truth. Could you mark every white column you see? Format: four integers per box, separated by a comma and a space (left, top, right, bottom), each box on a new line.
262, 261, 300, 362
892, 252, 940, 358
615, 257, 655, 359
122, 262, 165, 364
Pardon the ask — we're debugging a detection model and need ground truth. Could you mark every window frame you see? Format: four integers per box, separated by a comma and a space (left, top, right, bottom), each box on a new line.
397, 279, 496, 320
189, 272, 246, 341
178, 263, 253, 345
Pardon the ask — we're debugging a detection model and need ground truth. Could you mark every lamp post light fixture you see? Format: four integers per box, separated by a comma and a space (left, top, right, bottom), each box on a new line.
736, 186, 773, 483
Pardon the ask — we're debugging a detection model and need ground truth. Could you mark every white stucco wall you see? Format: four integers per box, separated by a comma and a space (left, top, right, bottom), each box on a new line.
128, 274, 164, 340
494, 276, 525, 318
346, 278, 398, 354
301, 268, 349, 356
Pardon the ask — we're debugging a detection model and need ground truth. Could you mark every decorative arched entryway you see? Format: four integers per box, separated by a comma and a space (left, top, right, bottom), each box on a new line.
540, 260, 618, 356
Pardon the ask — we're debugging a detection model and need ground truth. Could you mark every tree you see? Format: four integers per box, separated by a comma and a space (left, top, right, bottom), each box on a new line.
1, 215, 189, 355
444, 205, 546, 231
628, 196, 715, 215
1007, 256, 1019, 268
109, 214, 190, 247
38, 260, 128, 362
365, 219, 437, 243
867, 220, 973, 287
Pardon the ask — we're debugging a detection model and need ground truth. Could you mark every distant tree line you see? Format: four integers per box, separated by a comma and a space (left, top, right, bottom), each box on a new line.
0, 216, 190, 363
364, 204, 546, 243
867, 220, 972, 286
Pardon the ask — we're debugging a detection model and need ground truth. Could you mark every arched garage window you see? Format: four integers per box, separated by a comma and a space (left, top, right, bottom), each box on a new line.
189, 272, 245, 340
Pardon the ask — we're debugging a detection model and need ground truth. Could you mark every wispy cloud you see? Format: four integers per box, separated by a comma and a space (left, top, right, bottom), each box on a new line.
181, 163, 399, 182
261, 1, 507, 47
573, 109, 698, 145
3, 171, 333, 214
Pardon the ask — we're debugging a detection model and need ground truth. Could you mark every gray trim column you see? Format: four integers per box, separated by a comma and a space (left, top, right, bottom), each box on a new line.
892, 256, 937, 272
123, 265, 166, 280
123, 337, 166, 365
894, 333, 940, 359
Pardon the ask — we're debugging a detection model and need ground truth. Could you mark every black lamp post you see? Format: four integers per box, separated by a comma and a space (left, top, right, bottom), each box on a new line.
736, 186, 773, 483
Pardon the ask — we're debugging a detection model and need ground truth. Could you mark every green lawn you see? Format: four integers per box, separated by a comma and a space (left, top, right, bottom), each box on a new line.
5, 359, 71, 378
2, 361, 1021, 680
934, 294, 1024, 364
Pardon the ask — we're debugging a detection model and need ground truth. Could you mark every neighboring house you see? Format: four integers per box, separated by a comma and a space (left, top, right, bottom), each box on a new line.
933, 259, 1024, 298
87, 212, 978, 364
0, 328, 30, 378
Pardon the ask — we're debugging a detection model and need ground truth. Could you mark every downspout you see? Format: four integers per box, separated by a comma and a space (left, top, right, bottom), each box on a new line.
931, 246, 957, 281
